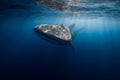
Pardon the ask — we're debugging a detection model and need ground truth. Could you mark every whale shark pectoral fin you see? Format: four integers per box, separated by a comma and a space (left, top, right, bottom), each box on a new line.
70, 43, 74, 49
69, 24, 75, 31
69, 41, 76, 53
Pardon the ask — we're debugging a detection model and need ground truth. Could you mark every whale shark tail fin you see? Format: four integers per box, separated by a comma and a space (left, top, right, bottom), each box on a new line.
72, 27, 85, 39
69, 24, 75, 31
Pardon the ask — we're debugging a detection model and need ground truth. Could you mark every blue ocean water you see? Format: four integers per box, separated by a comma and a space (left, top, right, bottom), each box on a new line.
0, 0, 120, 80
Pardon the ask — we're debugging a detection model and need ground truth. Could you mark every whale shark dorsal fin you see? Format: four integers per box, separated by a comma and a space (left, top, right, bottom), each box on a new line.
69, 24, 75, 31
60, 24, 64, 27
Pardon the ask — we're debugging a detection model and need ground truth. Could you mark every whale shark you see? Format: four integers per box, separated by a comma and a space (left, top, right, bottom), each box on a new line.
34, 24, 81, 46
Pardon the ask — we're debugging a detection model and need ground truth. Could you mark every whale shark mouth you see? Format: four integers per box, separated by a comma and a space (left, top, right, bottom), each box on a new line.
36, 0, 120, 16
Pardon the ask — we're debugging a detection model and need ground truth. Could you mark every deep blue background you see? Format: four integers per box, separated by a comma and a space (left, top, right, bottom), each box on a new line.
0, 0, 120, 80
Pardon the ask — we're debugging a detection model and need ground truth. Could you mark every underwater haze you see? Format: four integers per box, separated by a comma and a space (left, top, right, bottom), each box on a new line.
0, 0, 120, 80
